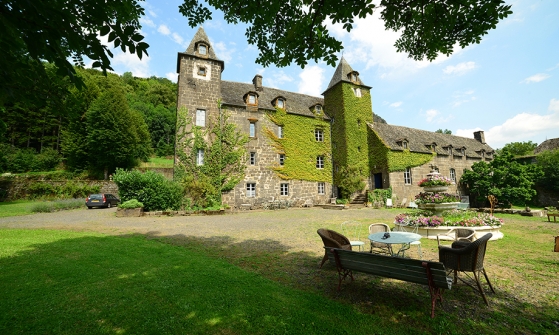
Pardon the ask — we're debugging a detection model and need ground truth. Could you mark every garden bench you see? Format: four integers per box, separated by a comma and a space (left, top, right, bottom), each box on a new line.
324, 247, 452, 318
547, 212, 558, 222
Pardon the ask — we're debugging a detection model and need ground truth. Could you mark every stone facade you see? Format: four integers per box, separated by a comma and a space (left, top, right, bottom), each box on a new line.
176, 27, 493, 209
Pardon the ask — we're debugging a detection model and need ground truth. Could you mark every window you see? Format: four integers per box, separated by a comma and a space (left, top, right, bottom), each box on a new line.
249, 122, 256, 137
447, 147, 452, 155
248, 94, 257, 105
276, 98, 285, 109
280, 183, 289, 196
404, 167, 412, 185
250, 152, 256, 165
315, 105, 322, 114
246, 183, 256, 197
353, 88, 362, 97
403, 141, 408, 149
198, 44, 207, 55
197, 67, 206, 76
196, 149, 204, 166
357, 119, 361, 126
195, 109, 206, 127
450, 168, 456, 183
318, 182, 325, 195
357, 146, 361, 152
316, 156, 324, 169
279, 154, 285, 166
278, 125, 283, 138
315, 129, 323, 142
348, 72, 358, 83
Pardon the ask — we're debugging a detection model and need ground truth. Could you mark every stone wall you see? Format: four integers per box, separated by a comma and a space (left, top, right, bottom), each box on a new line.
0, 178, 118, 201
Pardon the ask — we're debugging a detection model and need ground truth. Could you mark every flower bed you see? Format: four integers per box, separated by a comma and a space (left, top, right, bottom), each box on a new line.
417, 175, 452, 187
414, 192, 459, 204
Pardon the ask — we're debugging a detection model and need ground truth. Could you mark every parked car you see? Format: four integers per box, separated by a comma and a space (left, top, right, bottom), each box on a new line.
86, 193, 120, 209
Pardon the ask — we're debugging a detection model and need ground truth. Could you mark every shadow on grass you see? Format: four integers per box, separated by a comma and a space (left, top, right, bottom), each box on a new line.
0, 229, 557, 335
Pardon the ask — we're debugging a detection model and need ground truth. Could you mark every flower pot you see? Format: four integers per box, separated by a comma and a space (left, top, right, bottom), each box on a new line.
422, 185, 449, 192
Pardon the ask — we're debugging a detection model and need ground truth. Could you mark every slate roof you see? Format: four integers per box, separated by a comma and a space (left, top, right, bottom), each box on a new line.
323, 57, 371, 94
220, 81, 329, 119
176, 27, 224, 72
369, 123, 494, 159
534, 138, 559, 154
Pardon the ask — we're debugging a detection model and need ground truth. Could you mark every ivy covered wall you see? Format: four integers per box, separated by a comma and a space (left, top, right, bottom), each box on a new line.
324, 83, 373, 187
265, 108, 332, 182
368, 127, 434, 173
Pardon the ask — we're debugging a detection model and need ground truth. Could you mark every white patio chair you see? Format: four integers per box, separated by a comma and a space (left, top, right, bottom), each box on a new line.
341, 221, 365, 252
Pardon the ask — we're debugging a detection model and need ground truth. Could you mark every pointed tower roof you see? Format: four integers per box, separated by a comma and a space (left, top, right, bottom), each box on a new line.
177, 26, 224, 72
322, 57, 370, 95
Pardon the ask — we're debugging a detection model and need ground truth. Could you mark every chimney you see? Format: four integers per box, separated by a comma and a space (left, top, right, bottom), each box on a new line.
252, 74, 263, 91
474, 131, 486, 144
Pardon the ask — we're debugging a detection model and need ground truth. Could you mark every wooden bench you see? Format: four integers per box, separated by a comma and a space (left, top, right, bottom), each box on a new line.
325, 247, 452, 318
547, 213, 558, 222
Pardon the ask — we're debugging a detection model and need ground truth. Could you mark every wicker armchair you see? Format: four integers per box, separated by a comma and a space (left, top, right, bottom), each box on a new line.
317, 228, 352, 268
437, 228, 476, 246
438, 233, 495, 305
368, 223, 391, 255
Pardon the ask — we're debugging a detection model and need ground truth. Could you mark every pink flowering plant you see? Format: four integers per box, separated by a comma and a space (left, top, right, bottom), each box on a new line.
414, 192, 459, 204
395, 210, 503, 228
417, 175, 453, 187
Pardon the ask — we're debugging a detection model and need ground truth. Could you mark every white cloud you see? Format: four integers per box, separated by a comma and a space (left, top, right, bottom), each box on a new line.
425, 109, 439, 123
457, 99, 559, 147
298, 65, 325, 97
443, 62, 476, 75
452, 90, 476, 107
521, 73, 550, 83
111, 51, 150, 78
213, 41, 234, 63
157, 25, 171, 36
172, 33, 184, 46
140, 17, 155, 28
389, 102, 403, 108
166, 72, 178, 82
264, 70, 294, 88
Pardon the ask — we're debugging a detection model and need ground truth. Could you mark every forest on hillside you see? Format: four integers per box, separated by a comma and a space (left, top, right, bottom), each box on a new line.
0, 64, 177, 178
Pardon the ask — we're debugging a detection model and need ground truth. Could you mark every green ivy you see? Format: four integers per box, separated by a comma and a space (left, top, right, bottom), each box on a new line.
324, 83, 372, 186
368, 128, 433, 172
264, 107, 331, 181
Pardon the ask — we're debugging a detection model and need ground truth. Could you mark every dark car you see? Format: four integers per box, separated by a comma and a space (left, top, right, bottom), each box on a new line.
86, 193, 120, 209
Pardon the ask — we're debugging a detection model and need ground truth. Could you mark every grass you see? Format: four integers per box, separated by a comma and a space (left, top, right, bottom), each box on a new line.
140, 156, 174, 168
0, 209, 558, 334
0, 199, 85, 217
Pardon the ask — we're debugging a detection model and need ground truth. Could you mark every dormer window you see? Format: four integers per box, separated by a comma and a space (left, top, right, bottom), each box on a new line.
348, 71, 359, 83
275, 98, 285, 109
246, 93, 257, 105
403, 141, 408, 149
198, 44, 207, 55
446, 146, 452, 155
314, 105, 322, 114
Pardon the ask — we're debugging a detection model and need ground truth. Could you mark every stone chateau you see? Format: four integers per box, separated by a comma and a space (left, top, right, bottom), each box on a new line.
175, 27, 494, 208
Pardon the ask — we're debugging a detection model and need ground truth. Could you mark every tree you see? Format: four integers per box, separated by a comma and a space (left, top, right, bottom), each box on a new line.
536, 149, 559, 193
435, 129, 452, 134
498, 141, 537, 157
174, 102, 248, 207
1, 0, 148, 105
180, 0, 512, 68
460, 149, 543, 207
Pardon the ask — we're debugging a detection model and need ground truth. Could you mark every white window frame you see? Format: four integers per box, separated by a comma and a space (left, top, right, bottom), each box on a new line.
276, 98, 285, 109
278, 125, 283, 138
316, 156, 324, 169
195, 109, 206, 127
279, 154, 285, 166
353, 88, 362, 97
404, 167, 412, 185
450, 168, 456, 183
315, 129, 323, 142
315, 105, 322, 114
318, 182, 325, 195
246, 183, 256, 197
248, 94, 257, 105
198, 44, 207, 55
403, 141, 408, 149
280, 183, 289, 196
196, 149, 204, 166
250, 152, 256, 165
249, 122, 256, 137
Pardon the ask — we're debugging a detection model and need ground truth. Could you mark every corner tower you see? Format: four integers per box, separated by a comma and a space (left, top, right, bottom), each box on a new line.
176, 27, 224, 130
322, 57, 374, 197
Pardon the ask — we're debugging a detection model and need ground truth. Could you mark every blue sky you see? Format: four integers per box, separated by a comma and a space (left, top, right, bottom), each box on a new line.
106, 0, 559, 149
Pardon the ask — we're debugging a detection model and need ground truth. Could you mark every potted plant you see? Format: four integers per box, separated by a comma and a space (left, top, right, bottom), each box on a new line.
116, 199, 144, 217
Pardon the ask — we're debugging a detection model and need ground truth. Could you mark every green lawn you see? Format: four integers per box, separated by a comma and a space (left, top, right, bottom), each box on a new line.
140, 156, 174, 168
0, 200, 40, 217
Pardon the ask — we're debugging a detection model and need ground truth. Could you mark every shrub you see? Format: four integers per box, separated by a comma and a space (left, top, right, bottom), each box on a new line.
119, 199, 144, 209
113, 169, 183, 211
30, 199, 83, 213
27, 182, 56, 199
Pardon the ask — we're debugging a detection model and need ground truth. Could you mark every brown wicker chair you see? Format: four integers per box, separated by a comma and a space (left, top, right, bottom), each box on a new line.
438, 233, 495, 305
437, 228, 476, 246
368, 223, 391, 255
317, 228, 352, 268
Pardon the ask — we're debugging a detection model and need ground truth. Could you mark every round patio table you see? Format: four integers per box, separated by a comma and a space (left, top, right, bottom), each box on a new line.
368, 232, 421, 257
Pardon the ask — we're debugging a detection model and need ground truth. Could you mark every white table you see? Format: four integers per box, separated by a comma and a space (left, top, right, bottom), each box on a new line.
368, 232, 421, 257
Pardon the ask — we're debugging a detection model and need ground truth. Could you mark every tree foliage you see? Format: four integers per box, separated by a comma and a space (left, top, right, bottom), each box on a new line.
536, 149, 559, 193
0, 0, 148, 105
435, 129, 452, 134
174, 103, 248, 207
180, 0, 512, 68
498, 141, 537, 157
335, 166, 365, 200
460, 149, 543, 207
